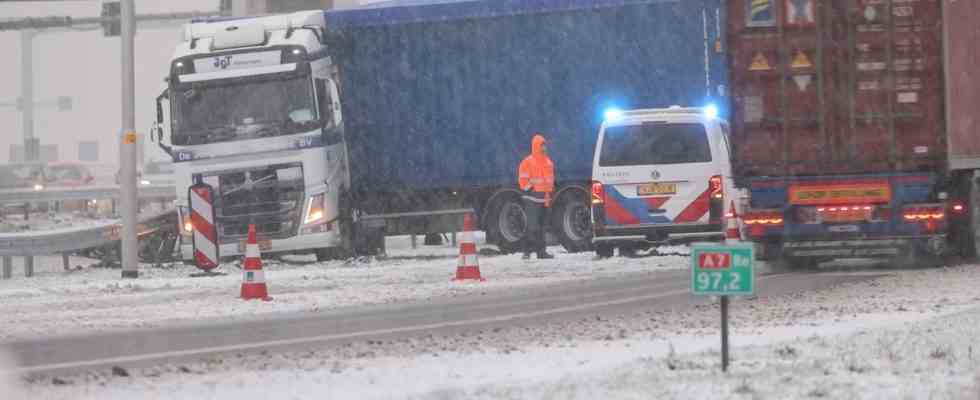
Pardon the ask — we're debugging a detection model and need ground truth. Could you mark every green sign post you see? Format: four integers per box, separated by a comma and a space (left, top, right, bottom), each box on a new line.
691, 243, 754, 372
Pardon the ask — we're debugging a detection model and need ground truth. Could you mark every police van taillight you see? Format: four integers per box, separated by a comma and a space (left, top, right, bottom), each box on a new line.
591, 181, 606, 205
709, 175, 724, 223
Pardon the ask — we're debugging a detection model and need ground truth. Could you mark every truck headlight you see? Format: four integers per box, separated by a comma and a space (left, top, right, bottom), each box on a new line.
177, 206, 193, 238
304, 193, 325, 225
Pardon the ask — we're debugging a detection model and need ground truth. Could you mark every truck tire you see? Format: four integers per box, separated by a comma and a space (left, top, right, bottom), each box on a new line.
551, 192, 593, 253
487, 196, 526, 254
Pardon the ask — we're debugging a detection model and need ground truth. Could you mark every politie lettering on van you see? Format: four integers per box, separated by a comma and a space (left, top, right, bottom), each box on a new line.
590, 106, 735, 258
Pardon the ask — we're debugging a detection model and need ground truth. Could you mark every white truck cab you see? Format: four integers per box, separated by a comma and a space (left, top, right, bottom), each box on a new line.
152, 11, 351, 263
590, 106, 735, 257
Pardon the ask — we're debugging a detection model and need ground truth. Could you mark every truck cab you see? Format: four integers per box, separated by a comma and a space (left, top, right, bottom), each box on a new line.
153, 11, 350, 264
590, 106, 735, 257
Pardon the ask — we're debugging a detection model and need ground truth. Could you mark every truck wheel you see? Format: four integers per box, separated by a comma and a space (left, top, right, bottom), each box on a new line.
552, 193, 593, 253
488, 197, 526, 253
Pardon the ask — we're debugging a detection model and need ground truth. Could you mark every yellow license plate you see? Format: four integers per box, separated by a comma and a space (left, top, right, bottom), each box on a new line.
239, 239, 272, 252
637, 182, 677, 196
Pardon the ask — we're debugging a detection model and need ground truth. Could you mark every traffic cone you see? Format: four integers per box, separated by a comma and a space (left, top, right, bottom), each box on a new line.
725, 200, 741, 244
453, 213, 485, 281
241, 224, 272, 301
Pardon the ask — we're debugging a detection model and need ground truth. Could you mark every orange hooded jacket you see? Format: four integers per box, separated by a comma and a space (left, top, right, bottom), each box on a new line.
518, 134, 555, 205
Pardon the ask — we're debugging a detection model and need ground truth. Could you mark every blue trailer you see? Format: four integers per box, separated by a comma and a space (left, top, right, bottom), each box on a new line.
322, 0, 728, 253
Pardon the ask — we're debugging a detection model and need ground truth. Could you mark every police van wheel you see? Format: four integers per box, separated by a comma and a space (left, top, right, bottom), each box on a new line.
552, 193, 592, 253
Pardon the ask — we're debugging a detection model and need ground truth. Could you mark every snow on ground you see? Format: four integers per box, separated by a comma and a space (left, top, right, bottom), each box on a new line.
0, 233, 688, 341
14, 264, 980, 399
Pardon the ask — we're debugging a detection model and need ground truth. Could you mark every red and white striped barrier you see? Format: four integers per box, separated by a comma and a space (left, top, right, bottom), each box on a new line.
241, 223, 272, 301
725, 200, 740, 244
453, 213, 485, 281
189, 182, 219, 271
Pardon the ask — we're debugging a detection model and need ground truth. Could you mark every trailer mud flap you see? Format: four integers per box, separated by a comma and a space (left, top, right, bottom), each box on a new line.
783, 239, 907, 258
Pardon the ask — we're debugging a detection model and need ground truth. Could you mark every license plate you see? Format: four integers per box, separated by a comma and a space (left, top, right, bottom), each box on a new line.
239, 239, 272, 252
637, 182, 677, 196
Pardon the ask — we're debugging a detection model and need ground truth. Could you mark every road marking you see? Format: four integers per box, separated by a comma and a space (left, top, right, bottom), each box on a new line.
4, 274, 785, 374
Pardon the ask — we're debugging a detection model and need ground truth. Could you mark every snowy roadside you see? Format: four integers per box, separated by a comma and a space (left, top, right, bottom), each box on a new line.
14, 264, 980, 399
0, 234, 689, 342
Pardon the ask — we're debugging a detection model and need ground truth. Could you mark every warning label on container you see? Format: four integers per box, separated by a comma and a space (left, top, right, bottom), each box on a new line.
793, 74, 812, 91
785, 0, 815, 27
791, 51, 812, 69
743, 96, 764, 123
897, 92, 919, 104
750, 53, 772, 71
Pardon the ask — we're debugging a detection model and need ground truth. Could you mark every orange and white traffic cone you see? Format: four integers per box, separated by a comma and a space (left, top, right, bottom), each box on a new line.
453, 213, 485, 281
725, 200, 741, 244
241, 224, 272, 301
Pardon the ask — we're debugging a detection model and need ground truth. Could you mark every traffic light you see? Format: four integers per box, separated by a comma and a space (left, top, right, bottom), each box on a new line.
101, 1, 120, 37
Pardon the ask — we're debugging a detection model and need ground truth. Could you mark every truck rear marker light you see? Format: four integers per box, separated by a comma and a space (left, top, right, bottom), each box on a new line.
743, 210, 783, 225
902, 205, 945, 221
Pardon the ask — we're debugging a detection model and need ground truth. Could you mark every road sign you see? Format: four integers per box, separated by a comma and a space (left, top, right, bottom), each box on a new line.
691, 244, 754, 296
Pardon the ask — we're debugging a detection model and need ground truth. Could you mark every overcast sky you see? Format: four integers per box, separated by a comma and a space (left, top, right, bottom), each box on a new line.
0, 0, 221, 165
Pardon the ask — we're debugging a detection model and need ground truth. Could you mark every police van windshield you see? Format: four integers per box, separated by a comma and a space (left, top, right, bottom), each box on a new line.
172, 74, 319, 146
599, 122, 711, 166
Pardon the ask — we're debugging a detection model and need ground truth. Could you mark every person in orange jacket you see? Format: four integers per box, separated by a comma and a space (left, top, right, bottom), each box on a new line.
517, 133, 555, 259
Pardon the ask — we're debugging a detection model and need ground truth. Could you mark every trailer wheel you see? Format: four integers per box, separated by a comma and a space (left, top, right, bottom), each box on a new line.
552, 192, 593, 253
487, 196, 526, 253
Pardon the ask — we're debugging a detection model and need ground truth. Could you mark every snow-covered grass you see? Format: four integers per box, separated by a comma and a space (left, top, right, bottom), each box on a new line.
0, 233, 688, 341
6, 228, 980, 399
13, 265, 980, 399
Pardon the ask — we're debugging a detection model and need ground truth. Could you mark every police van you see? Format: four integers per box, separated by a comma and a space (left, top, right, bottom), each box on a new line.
590, 106, 736, 257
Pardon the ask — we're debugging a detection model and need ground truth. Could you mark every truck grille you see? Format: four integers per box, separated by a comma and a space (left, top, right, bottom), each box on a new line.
200, 163, 304, 244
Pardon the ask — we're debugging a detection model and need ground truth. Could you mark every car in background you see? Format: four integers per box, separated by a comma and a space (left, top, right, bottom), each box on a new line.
590, 106, 736, 258
0, 163, 48, 191
141, 160, 175, 186
44, 162, 96, 188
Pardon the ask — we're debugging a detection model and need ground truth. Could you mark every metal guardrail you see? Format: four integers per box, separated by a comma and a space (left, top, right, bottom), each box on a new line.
0, 209, 177, 257
0, 184, 175, 204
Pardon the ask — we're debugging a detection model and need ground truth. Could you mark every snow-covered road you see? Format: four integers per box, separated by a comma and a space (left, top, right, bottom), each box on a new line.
0, 234, 689, 342
4, 233, 980, 399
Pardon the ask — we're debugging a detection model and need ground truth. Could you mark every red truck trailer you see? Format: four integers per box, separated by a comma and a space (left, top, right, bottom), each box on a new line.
727, 0, 980, 267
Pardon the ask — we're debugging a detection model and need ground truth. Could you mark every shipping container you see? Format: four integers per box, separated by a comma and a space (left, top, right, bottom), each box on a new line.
726, 0, 980, 266
729, 0, 947, 179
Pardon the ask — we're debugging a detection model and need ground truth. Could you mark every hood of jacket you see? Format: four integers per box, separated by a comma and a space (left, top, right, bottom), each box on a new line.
531, 134, 547, 158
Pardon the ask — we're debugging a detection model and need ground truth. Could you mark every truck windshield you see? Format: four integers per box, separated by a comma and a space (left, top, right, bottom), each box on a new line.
172, 75, 318, 146
599, 123, 711, 166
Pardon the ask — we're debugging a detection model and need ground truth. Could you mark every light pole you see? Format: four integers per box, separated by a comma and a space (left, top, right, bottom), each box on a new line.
119, 0, 138, 279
